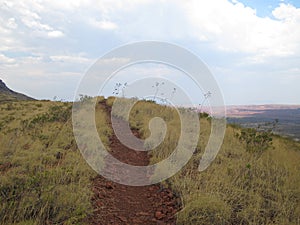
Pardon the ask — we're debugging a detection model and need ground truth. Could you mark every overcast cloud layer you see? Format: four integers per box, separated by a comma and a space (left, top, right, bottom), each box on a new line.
0, 0, 299, 104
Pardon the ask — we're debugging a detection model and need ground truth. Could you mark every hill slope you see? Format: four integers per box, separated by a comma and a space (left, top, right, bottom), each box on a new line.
0, 97, 299, 224
0, 79, 34, 102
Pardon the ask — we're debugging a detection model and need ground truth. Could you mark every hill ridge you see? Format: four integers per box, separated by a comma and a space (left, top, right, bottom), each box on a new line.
0, 79, 34, 101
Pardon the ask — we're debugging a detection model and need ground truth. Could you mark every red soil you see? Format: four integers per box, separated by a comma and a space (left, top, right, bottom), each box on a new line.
88, 103, 181, 225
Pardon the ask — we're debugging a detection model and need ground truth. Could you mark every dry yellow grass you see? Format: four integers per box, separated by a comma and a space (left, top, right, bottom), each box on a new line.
0, 97, 299, 224
120, 98, 300, 225
0, 99, 111, 225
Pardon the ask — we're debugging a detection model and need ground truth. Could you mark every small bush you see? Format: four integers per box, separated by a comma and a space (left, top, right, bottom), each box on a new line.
106, 96, 116, 107
237, 128, 273, 153
78, 94, 93, 103
199, 112, 209, 118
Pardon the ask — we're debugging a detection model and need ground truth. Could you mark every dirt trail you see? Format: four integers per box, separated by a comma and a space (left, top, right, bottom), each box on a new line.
88, 103, 181, 225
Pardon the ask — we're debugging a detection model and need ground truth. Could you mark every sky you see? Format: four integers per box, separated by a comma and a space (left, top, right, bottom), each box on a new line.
0, 0, 300, 105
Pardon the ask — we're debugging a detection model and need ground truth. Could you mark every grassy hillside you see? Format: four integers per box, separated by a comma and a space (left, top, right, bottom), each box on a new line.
0, 92, 34, 102
0, 80, 34, 102
0, 97, 299, 224
114, 98, 300, 225
0, 99, 111, 224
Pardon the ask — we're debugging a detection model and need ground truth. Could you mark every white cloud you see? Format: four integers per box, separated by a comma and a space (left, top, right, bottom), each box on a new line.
89, 18, 118, 30
38, 0, 92, 11
97, 57, 132, 65
1, 0, 64, 40
6, 18, 18, 29
182, 0, 300, 61
0, 0, 299, 103
47, 30, 64, 38
272, 3, 300, 21
0, 54, 16, 64
21, 18, 51, 30
45, 0, 298, 63
50, 55, 92, 64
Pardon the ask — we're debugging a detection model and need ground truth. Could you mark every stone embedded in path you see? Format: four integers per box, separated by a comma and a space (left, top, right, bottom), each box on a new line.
155, 211, 165, 220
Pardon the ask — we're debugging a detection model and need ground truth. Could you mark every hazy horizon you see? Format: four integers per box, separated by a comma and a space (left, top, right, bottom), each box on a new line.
1, 0, 300, 105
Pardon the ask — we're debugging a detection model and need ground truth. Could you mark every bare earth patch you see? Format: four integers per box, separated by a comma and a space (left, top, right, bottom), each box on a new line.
88, 103, 181, 224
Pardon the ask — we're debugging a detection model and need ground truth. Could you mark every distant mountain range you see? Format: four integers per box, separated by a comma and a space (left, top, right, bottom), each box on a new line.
226, 105, 300, 117
226, 105, 300, 141
0, 79, 34, 102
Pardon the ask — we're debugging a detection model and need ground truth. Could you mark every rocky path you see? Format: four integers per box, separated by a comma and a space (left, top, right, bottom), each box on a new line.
88, 103, 181, 224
